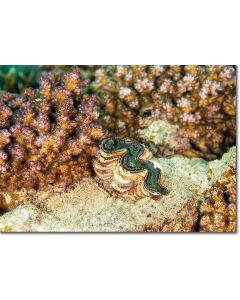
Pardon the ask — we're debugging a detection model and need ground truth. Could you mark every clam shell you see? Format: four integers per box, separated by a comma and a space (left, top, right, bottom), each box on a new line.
93, 138, 168, 201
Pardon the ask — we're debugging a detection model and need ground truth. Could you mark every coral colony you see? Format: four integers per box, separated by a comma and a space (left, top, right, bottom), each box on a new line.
0, 65, 237, 232
93, 66, 236, 160
0, 67, 106, 191
199, 165, 236, 232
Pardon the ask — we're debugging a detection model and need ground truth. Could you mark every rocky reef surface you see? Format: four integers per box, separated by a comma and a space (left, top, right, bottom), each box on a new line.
0, 146, 235, 232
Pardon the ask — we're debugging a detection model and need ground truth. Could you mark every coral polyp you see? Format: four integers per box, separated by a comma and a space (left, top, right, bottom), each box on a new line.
0, 67, 107, 192
199, 155, 236, 232
94, 137, 169, 201
93, 65, 236, 160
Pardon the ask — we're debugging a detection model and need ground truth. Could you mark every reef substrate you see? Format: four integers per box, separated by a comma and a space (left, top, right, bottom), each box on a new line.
0, 146, 236, 232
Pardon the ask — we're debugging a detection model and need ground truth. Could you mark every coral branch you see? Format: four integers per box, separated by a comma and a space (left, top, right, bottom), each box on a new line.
0, 67, 107, 192
93, 65, 236, 160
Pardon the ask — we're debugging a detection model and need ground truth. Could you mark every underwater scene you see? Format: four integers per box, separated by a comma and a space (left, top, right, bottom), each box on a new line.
0, 65, 236, 232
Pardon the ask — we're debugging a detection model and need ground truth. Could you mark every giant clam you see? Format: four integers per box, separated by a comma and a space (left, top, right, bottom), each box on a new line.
93, 137, 169, 201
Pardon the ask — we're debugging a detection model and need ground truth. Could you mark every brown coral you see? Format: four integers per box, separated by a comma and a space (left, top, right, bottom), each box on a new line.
0, 65, 69, 94
93, 65, 236, 160
0, 67, 107, 193
199, 168, 236, 232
